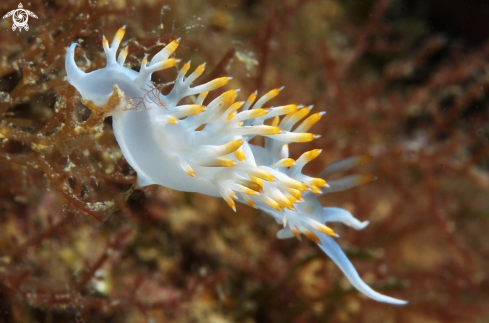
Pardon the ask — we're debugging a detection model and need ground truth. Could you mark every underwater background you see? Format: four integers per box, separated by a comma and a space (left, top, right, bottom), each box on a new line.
0, 0, 488, 322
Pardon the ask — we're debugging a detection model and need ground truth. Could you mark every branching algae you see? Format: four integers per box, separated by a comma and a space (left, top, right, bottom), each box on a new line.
65, 26, 407, 305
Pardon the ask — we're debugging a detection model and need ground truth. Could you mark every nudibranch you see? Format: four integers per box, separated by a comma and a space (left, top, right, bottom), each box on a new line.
65, 26, 406, 305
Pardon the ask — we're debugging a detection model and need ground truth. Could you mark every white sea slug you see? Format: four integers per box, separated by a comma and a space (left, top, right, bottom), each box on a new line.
65, 26, 407, 305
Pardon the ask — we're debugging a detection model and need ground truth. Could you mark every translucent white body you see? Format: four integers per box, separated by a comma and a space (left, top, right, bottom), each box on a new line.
65, 27, 407, 305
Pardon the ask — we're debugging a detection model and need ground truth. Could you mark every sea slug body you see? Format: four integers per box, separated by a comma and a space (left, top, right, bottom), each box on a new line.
65, 26, 407, 305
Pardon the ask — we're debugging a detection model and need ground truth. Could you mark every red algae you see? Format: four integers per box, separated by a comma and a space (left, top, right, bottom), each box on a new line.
0, 0, 488, 322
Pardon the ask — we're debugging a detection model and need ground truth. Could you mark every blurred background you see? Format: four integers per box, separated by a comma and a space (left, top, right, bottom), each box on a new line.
0, 0, 488, 322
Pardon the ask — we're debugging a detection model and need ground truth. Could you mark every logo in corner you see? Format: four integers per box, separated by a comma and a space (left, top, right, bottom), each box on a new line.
2, 3, 38, 32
